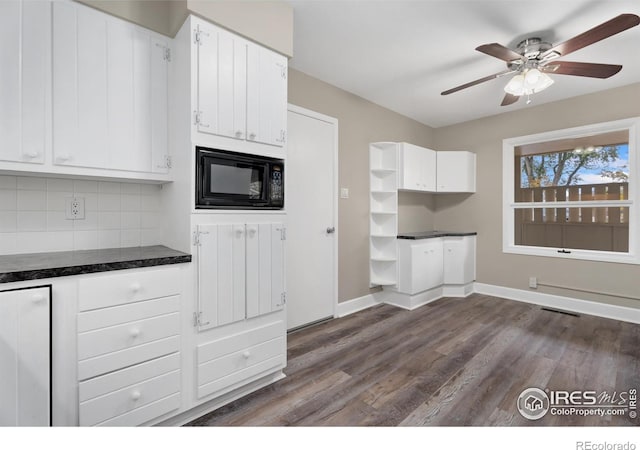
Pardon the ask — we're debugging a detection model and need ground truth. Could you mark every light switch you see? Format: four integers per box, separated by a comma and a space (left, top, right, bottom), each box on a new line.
340, 188, 349, 199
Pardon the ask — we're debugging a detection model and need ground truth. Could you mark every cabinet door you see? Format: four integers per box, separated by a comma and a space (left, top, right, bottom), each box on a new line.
196, 24, 247, 140
197, 224, 246, 330
246, 223, 286, 318
411, 239, 443, 294
0, 287, 50, 426
399, 144, 436, 192
399, 145, 422, 191
53, 1, 108, 168
443, 236, 476, 284
247, 46, 287, 147
436, 151, 476, 192
53, 1, 169, 173
0, 0, 49, 164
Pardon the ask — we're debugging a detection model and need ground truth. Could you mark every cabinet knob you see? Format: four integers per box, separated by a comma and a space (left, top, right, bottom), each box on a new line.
248, 132, 256, 140
31, 293, 45, 304
235, 130, 243, 138
131, 390, 141, 401
55, 154, 71, 163
235, 228, 244, 237
242, 351, 250, 359
24, 151, 39, 159
131, 282, 142, 293
247, 227, 257, 237
130, 328, 140, 338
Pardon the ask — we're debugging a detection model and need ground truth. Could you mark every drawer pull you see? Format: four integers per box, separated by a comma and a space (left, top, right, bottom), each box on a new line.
242, 351, 250, 359
32, 293, 45, 304
131, 282, 142, 293
130, 328, 141, 338
131, 390, 141, 401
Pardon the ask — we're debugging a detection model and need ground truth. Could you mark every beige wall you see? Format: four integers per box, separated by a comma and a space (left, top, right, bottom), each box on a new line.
187, 0, 293, 56
76, 0, 185, 36
77, 1, 292, 56
434, 82, 640, 309
288, 69, 435, 302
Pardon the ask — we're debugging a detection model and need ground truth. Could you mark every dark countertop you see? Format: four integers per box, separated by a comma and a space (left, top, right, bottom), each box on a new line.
397, 231, 477, 240
0, 245, 191, 284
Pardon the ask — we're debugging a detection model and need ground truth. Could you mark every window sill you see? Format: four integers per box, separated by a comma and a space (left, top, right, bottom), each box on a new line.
503, 245, 638, 265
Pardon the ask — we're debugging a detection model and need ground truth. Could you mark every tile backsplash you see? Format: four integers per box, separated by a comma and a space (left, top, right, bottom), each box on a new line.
0, 175, 163, 255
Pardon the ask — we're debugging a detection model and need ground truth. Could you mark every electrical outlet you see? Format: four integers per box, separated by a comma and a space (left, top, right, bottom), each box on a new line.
65, 197, 85, 220
529, 277, 537, 289
340, 188, 349, 199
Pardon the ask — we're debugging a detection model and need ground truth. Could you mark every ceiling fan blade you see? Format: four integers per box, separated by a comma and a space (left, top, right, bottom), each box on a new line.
476, 43, 523, 62
541, 14, 640, 59
501, 93, 519, 106
543, 61, 622, 78
441, 69, 515, 95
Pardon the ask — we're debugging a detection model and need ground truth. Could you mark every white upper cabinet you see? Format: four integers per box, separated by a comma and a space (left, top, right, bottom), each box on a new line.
436, 151, 476, 193
398, 143, 436, 192
53, 1, 170, 174
194, 18, 287, 148
196, 22, 247, 139
246, 46, 287, 147
0, 0, 50, 165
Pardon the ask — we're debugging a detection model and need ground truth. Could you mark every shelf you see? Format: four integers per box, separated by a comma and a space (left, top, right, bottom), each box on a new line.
371, 211, 397, 215
371, 190, 396, 195
371, 168, 396, 175
371, 257, 397, 262
370, 234, 397, 239
370, 277, 396, 286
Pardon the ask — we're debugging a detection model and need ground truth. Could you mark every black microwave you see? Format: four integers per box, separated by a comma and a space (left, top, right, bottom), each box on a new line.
195, 147, 284, 209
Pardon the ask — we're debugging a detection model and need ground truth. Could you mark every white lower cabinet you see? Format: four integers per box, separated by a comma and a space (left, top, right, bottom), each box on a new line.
196, 319, 286, 399
396, 235, 476, 295
0, 286, 51, 426
76, 267, 182, 426
196, 223, 286, 331
397, 239, 443, 295
443, 236, 476, 285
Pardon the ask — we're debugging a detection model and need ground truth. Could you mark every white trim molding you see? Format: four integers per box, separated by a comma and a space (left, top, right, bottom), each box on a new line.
502, 116, 640, 265
474, 283, 640, 325
336, 291, 386, 317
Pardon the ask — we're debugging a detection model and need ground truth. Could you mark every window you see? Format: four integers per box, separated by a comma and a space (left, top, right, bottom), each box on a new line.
503, 118, 639, 264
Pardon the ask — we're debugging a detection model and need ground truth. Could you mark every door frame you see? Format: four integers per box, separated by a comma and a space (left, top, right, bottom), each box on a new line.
286, 104, 339, 321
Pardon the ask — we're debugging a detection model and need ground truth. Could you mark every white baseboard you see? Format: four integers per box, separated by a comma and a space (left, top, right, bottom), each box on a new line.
383, 286, 443, 310
335, 291, 385, 317
474, 282, 640, 325
338, 282, 640, 324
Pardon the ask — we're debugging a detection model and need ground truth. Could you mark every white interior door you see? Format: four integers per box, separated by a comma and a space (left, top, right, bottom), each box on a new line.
286, 106, 337, 330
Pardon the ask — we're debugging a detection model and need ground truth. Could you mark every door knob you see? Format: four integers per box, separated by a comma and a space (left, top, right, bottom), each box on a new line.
326, 227, 335, 234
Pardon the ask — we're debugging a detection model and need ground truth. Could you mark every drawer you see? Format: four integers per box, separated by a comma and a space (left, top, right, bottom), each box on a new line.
197, 320, 283, 364
79, 335, 180, 381
197, 336, 285, 399
78, 312, 179, 361
79, 353, 180, 402
78, 296, 180, 333
78, 267, 181, 311
79, 369, 180, 426
96, 393, 180, 427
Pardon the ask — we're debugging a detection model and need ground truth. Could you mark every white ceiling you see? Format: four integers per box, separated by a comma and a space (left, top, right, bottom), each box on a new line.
287, 0, 640, 128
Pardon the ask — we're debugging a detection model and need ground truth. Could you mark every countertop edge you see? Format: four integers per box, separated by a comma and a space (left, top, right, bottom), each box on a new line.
0, 254, 192, 284
397, 231, 478, 240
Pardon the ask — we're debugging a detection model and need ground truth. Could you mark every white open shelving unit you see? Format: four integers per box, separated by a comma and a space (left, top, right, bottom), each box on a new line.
369, 142, 399, 286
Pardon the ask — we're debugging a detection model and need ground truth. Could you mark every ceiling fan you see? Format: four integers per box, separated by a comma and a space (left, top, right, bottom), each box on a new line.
441, 13, 640, 106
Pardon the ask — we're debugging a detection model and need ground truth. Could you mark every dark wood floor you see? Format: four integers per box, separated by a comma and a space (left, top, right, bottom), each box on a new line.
187, 294, 640, 426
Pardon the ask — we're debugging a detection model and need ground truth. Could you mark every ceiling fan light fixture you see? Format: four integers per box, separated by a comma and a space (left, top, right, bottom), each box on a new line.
503, 69, 554, 96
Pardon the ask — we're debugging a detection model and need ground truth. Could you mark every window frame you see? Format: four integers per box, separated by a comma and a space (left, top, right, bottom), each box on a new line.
503, 117, 639, 264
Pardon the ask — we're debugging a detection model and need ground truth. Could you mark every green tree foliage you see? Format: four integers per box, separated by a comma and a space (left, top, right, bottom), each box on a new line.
521, 145, 626, 187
